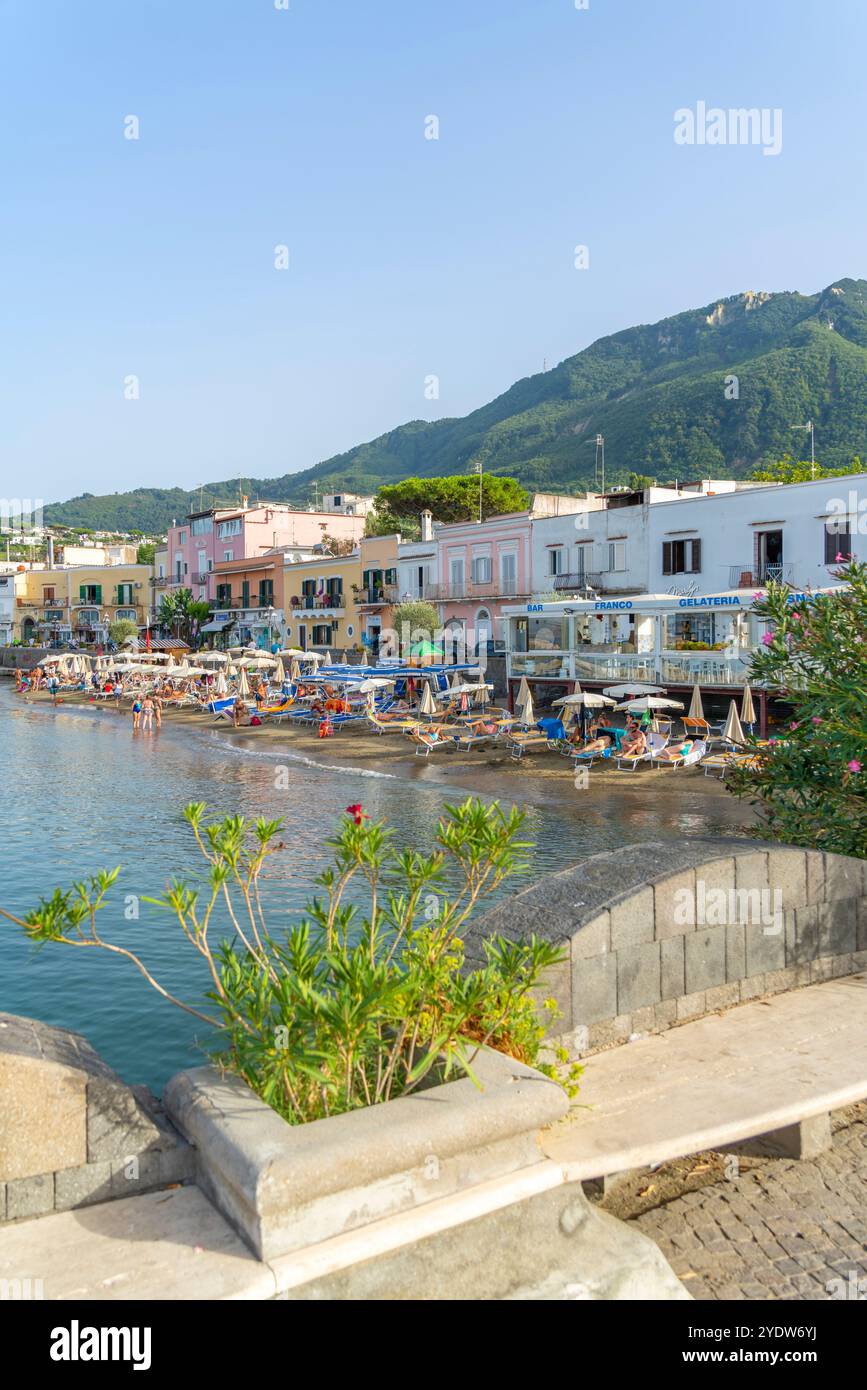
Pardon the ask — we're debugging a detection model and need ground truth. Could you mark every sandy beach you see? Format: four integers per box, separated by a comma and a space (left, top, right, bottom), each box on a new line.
15, 684, 759, 832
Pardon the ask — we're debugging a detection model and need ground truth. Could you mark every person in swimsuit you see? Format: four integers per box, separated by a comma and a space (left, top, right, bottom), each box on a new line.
132, 697, 142, 731
141, 694, 154, 732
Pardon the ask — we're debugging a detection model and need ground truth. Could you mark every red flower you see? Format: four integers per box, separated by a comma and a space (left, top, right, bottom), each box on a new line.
345, 804, 367, 825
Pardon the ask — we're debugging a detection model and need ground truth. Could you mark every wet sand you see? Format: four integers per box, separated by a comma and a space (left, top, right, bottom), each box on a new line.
16, 686, 759, 834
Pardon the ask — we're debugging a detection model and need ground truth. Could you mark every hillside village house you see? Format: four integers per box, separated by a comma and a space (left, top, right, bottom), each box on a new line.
14, 563, 152, 645
164, 502, 366, 608
283, 550, 362, 653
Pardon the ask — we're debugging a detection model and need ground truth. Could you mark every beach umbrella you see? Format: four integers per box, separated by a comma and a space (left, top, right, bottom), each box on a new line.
238, 667, 251, 698
323, 650, 332, 666
360, 649, 369, 667
722, 700, 745, 745
740, 683, 756, 725
603, 682, 667, 698
273, 658, 286, 685
553, 692, 616, 708
616, 696, 684, 713
215, 671, 228, 695
289, 659, 300, 682
515, 675, 531, 711
519, 691, 535, 727
450, 672, 462, 691
688, 683, 705, 722
418, 683, 437, 717
358, 677, 394, 693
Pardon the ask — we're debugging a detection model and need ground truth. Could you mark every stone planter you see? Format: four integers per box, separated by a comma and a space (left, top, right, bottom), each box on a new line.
164, 1048, 569, 1261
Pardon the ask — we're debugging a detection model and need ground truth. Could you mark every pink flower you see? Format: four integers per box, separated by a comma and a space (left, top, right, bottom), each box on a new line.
761, 632, 774, 646
811, 716, 822, 725
848, 761, 862, 774
345, 803, 368, 826
789, 722, 800, 731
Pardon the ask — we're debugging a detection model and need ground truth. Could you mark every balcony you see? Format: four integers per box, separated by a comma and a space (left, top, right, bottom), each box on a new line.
291, 594, 346, 615
354, 585, 399, 607
425, 580, 526, 602
552, 571, 604, 593
729, 563, 794, 589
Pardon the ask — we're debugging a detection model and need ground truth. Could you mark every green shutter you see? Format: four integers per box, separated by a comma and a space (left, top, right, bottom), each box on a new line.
94, 585, 102, 603
80, 585, 86, 601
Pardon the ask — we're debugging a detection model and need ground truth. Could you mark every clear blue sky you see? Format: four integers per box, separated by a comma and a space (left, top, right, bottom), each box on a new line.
0, 0, 863, 505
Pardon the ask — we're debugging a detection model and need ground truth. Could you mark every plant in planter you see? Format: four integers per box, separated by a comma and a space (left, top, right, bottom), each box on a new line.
2, 798, 580, 1124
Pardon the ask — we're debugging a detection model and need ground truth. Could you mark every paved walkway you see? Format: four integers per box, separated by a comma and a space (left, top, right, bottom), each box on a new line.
543, 974, 867, 1180
630, 1107, 867, 1300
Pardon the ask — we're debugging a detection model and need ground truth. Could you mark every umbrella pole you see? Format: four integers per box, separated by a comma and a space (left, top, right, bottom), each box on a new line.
759, 690, 767, 740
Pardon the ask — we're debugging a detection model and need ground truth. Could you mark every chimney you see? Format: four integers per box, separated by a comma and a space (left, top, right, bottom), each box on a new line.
420, 509, 433, 542
47, 535, 55, 567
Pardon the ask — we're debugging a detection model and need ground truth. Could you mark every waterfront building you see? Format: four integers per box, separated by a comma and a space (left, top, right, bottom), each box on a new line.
13, 563, 153, 645
430, 495, 584, 659
357, 534, 401, 657
0, 572, 14, 645
282, 549, 363, 653
164, 502, 366, 608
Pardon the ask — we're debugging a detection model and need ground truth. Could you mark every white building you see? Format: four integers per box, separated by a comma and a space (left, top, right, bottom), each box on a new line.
530, 480, 745, 601
0, 572, 14, 645
397, 511, 438, 603
320, 491, 375, 518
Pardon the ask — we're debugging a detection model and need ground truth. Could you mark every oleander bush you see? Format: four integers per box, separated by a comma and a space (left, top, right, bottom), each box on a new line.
728, 559, 867, 859
2, 798, 580, 1123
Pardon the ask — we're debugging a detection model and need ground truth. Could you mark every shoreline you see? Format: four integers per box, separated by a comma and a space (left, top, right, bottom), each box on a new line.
9, 686, 760, 830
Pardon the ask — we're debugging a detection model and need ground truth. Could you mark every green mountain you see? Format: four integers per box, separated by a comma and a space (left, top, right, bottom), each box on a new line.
45, 278, 867, 532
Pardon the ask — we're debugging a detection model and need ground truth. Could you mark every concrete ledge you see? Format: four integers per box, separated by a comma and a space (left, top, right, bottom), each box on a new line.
164, 1049, 569, 1261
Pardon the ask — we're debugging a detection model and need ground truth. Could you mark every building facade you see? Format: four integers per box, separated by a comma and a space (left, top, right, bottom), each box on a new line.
14, 564, 153, 645
282, 550, 363, 653
165, 503, 366, 607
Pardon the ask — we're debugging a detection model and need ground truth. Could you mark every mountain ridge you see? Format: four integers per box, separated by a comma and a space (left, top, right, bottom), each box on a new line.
43, 278, 867, 532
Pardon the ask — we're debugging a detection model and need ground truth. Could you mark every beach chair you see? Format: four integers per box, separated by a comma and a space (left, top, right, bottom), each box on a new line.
615, 731, 668, 771
505, 729, 558, 761
407, 726, 453, 757
572, 744, 613, 768
651, 738, 708, 769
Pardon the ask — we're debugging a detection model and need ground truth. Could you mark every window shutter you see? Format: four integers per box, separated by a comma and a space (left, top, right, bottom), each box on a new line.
690, 539, 702, 573
79, 584, 86, 601
94, 585, 102, 603
662, 542, 673, 576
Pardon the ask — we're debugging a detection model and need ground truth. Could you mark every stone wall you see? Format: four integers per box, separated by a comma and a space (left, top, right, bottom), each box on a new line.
0, 1013, 194, 1222
466, 840, 867, 1055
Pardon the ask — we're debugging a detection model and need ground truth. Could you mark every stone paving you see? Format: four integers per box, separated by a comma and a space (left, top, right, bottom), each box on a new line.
629, 1108, 867, 1300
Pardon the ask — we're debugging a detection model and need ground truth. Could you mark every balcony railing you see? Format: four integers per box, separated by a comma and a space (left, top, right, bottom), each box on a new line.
729, 563, 794, 589
507, 647, 755, 688
354, 585, 399, 606
425, 580, 525, 601
552, 571, 604, 593
292, 594, 345, 611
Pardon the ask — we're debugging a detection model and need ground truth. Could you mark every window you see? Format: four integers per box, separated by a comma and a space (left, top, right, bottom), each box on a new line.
500, 552, 517, 592
662, 539, 701, 575
116, 608, 137, 622
191, 517, 213, 536
79, 583, 102, 604
116, 583, 134, 604
449, 557, 465, 592
313, 624, 331, 645
302, 579, 316, 600
548, 548, 564, 577
42, 586, 56, 601
223, 550, 234, 562
607, 541, 628, 572
824, 521, 852, 564
218, 519, 242, 539
178, 530, 187, 544
215, 583, 233, 608
258, 579, 274, 606
471, 555, 492, 584
241, 581, 250, 609
575, 544, 589, 579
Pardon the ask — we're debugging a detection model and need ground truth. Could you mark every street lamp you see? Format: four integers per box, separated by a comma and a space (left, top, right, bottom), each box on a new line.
791, 421, 816, 478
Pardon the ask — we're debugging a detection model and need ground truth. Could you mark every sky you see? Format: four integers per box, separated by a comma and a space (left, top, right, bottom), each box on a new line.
0, 0, 864, 506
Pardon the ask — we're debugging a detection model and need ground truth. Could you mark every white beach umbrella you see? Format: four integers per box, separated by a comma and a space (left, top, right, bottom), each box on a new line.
450, 672, 463, 691
289, 659, 300, 682
418, 682, 437, 717
359, 649, 369, 667
616, 695, 684, 713
519, 691, 535, 726
322, 650, 332, 666
723, 699, 745, 745
277, 648, 306, 658
215, 671, 228, 695
274, 658, 286, 685
554, 692, 616, 708
603, 682, 667, 698
358, 677, 395, 692
515, 675, 531, 712
238, 667, 251, 698
688, 683, 705, 721
740, 683, 756, 725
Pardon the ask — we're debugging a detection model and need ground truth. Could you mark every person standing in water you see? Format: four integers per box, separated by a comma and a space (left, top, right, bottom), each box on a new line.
140, 693, 154, 733
132, 696, 142, 731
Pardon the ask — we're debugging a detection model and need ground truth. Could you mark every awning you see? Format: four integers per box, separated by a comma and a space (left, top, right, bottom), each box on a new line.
201, 618, 236, 634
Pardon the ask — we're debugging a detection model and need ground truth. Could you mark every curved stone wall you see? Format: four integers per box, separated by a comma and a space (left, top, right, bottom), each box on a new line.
466, 839, 867, 1055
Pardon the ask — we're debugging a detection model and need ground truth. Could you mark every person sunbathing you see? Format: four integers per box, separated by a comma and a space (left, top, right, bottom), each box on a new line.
619, 729, 647, 758
654, 738, 694, 763
579, 728, 615, 755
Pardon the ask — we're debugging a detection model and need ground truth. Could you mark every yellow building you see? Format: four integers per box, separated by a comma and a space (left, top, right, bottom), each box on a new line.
282, 550, 362, 653
14, 564, 152, 645
357, 534, 400, 657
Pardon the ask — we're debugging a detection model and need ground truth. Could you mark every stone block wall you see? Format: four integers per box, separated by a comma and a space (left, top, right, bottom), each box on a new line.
466, 840, 867, 1055
0, 1013, 194, 1223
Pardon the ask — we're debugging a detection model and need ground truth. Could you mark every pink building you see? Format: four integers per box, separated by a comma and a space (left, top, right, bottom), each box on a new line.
162, 503, 365, 608
432, 496, 585, 657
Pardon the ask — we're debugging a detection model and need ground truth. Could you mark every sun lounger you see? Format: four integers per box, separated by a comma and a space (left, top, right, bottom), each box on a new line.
615, 732, 668, 771
407, 726, 453, 757
650, 739, 708, 769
